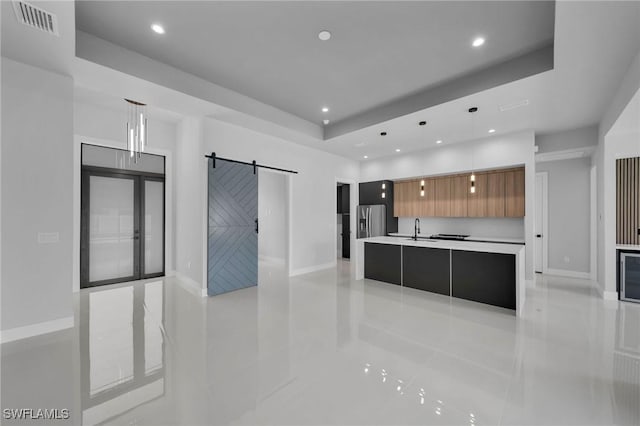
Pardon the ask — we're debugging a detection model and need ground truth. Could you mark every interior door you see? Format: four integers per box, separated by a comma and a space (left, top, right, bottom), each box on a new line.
208, 160, 259, 296
535, 174, 544, 273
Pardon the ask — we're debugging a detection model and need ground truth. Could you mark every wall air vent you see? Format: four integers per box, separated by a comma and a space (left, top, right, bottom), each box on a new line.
12, 0, 59, 36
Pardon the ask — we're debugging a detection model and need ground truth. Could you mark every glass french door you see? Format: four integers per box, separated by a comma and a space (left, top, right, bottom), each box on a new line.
81, 170, 165, 288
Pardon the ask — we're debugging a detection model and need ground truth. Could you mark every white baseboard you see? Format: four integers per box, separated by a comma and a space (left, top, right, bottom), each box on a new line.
259, 255, 286, 265
290, 261, 337, 277
545, 268, 592, 280
1, 316, 74, 344
585, 280, 618, 301
603, 291, 619, 301
174, 272, 207, 298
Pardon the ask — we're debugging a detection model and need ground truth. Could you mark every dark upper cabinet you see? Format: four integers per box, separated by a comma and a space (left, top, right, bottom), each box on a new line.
337, 185, 351, 214
342, 185, 350, 214
359, 181, 386, 205
359, 180, 397, 234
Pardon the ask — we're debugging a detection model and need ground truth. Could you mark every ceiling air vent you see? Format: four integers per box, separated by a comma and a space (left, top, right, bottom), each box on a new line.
12, 0, 59, 36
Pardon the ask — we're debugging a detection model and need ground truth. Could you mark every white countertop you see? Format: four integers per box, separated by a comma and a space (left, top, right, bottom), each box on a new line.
616, 244, 640, 251
387, 233, 525, 245
363, 236, 524, 255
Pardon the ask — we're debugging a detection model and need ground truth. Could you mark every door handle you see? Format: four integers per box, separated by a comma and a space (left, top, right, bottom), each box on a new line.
255, 219, 259, 234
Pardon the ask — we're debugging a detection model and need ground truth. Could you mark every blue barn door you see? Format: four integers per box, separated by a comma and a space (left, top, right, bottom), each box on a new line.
207, 159, 258, 296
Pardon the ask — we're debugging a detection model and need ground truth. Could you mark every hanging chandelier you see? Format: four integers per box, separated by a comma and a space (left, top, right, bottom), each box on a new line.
468, 107, 478, 193
125, 98, 147, 163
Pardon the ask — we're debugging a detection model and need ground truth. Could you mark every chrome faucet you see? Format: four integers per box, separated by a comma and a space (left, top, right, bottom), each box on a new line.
414, 218, 420, 241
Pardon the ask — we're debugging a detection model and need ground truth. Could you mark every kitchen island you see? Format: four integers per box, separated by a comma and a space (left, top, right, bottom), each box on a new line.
355, 236, 526, 316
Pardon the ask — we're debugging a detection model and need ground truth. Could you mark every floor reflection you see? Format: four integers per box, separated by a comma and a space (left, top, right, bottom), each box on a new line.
2, 266, 640, 425
80, 281, 165, 425
613, 303, 640, 425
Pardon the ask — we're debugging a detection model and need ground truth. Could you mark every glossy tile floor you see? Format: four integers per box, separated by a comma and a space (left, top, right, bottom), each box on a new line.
2, 260, 640, 425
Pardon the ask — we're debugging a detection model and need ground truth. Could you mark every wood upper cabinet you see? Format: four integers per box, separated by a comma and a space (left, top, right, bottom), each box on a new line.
393, 167, 524, 218
450, 174, 469, 217
486, 172, 506, 217
434, 176, 451, 217
467, 172, 488, 217
407, 179, 422, 217
393, 180, 409, 217
505, 168, 525, 217
419, 178, 436, 217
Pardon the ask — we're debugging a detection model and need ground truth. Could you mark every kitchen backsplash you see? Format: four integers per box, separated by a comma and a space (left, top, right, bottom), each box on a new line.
397, 217, 524, 238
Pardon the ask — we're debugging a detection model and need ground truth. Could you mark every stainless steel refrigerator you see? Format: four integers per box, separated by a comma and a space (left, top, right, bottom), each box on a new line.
357, 205, 386, 238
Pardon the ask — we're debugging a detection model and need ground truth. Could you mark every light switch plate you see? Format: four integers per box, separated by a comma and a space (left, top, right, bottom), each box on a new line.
38, 232, 59, 244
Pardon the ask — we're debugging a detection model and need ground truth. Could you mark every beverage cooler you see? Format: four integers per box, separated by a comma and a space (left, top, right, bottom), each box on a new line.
620, 252, 640, 302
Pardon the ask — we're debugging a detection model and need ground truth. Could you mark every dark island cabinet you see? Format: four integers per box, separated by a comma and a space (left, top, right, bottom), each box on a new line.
359, 180, 398, 233
451, 250, 516, 310
402, 246, 451, 296
364, 243, 401, 285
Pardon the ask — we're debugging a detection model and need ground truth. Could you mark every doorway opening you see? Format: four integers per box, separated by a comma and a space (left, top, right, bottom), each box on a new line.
80, 144, 165, 288
258, 169, 290, 280
337, 183, 351, 259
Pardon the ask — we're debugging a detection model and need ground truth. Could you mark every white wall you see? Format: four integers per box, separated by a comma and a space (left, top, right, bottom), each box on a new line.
360, 130, 536, 279
398, 217, 524, 239
536, 125, 598, 153
597, 48, 640, 298
258, 170, 288, 264
74, 102, 178, 152
1, 58, 74, 332
536, 158, 592, 274
202, 118, 360, 277
175, 117, 205, 290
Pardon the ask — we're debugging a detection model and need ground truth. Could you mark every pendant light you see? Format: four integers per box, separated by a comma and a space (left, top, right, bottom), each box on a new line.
468, 107, 478, 193
125, 98, 148, 163
419, 120, 427, 197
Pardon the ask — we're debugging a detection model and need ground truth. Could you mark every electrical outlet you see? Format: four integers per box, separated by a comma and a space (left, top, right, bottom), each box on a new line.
187, 261, 192, 269
564, 256, 570, 263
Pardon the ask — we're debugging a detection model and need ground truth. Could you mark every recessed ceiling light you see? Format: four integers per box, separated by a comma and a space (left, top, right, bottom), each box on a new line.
363, 155, 368, 159
380, 132, 387, 136
322, 107, 329, 113
151, 23, 165, 34
488, 129, 496, 133
472, 37, 485, 47
318, 30, 331, 41
436, 140, 443, 144
395, 148, 401, 152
